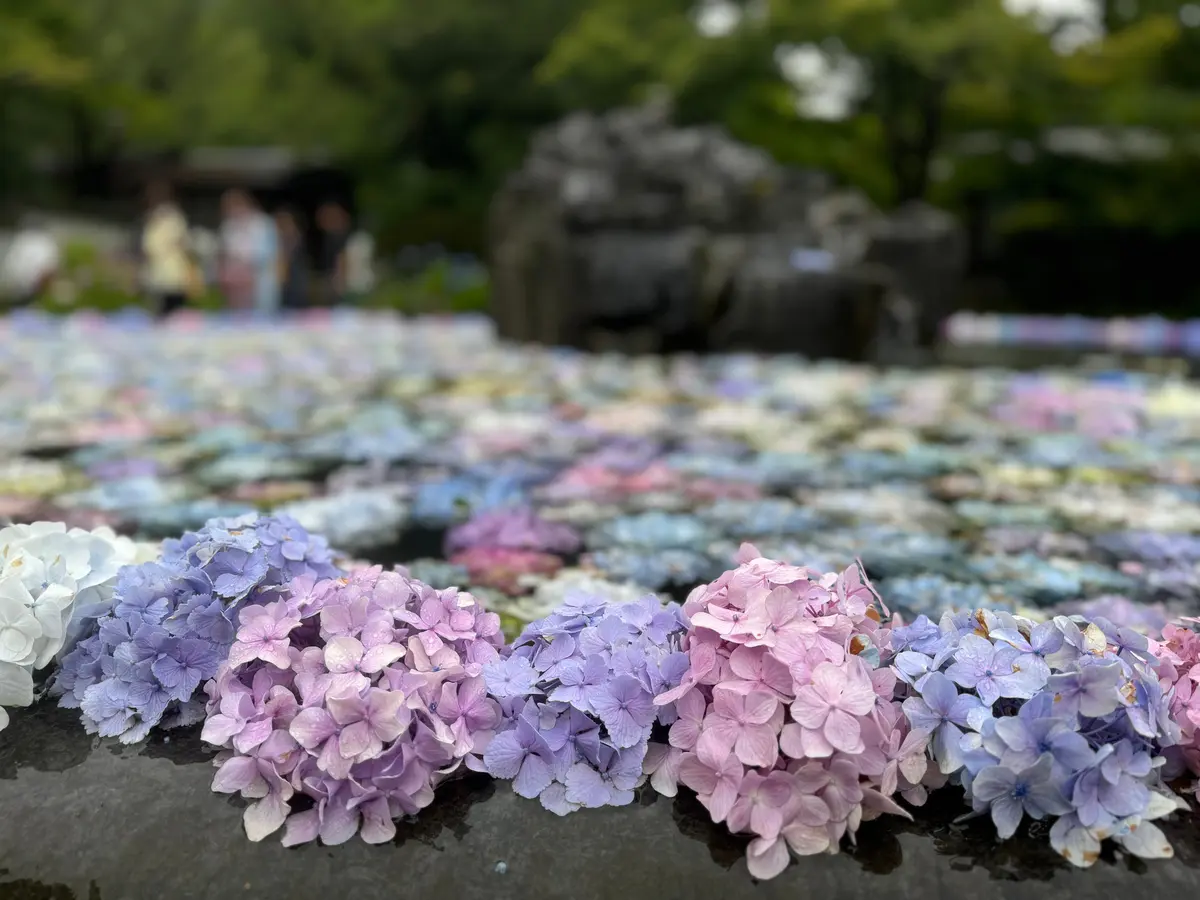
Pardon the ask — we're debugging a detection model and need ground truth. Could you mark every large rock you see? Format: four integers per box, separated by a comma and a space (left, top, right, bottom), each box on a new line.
489, 101, 961, 356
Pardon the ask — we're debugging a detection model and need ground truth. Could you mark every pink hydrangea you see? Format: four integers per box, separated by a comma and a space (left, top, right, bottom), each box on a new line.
200, 566, 506, 845
1150, 618, 1200, 777
648, 543, 931, 880
448, 547, 563, 595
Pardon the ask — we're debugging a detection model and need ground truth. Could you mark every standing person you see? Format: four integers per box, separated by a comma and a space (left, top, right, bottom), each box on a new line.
219, 189, 279, 316
315, 200, 350, 306
275, 208, 309, 311
141, 180, 193, 316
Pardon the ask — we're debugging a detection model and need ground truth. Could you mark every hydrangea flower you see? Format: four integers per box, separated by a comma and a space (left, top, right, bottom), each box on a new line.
1149, 619, 1200, 777
648, 544, 929, 880
444, 507, 580, 556
481, 592, 687, 815
586, 548, 716, 591
0, 522, 140, 731
448, 547, 563, 596
202, 566, 506, 844
54, 514, 339, 742
897, 609, 1186, 867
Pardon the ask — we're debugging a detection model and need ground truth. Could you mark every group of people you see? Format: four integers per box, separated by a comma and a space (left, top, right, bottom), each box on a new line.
140, 181, 364, 317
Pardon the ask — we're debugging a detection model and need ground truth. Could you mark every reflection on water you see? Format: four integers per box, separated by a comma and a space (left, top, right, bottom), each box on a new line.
132, 724, 215, 767
5, 672, 1200, 891
0, 706, 93, 781
394, 773, 496, 850
668, 780, 1200, 882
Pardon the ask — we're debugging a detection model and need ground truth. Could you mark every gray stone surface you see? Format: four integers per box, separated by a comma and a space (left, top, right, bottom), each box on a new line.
3, 702, 1200, 900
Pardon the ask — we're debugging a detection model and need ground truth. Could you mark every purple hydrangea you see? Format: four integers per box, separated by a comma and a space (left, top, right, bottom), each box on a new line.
895, 610, 1185, 867
481, 592, 687, 814
53, 514, 339, 742
444, 507, 581, 556
201, 566, 507, 845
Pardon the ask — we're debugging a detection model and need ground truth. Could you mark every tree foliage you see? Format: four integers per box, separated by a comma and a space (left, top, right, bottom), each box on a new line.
3, 0, 1200, 249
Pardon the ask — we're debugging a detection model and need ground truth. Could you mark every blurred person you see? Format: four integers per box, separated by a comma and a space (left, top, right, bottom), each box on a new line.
275, 208, 309, 311
220, 189, 279, 315
140, 179, 193, 316
0, 215, 60, 308
315, 200, 351, 305
344, 230, 376, 302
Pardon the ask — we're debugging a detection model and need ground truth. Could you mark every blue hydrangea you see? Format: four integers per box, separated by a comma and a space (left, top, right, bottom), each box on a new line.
482, 593, 687, 814
587, 548, 717, 590
696, 499, 826, 540
896, 610, 1184, 867
881, 575, 996, 621
587, 512, 715, 552
53, 513, 340, 743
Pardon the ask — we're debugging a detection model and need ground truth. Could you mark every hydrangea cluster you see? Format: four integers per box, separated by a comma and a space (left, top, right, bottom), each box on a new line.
481, 592, 687, 815
1149, 618, 1200, 777
0, 522, 140, 731
444, 507, 581, 557
894, 609, 1185, 866
202, 566, 506, 844
54, 514, 339, 742
648, 545, 929, 880
447, 547, 563, 595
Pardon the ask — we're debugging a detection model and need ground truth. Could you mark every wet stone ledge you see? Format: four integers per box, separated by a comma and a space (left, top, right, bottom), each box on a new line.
3, 704, 1200, 900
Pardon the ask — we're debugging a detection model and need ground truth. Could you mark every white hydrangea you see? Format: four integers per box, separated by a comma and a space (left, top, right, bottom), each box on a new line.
0, 522, 140, 731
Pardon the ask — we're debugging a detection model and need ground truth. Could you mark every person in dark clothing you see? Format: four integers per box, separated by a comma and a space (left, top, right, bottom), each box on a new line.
275, 208, 309, 311
315, 201, 350, 306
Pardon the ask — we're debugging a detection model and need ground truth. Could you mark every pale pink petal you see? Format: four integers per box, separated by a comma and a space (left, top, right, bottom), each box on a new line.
783, 822, 831, 856
679, 753, 719, 795
823, 708, 865, 754
676, 687, 707, 722
746, 836, 791, 880
778, 723, 806, 759
837, 663, 879, 716
243, 792, 289, 842
809, 663, 846, 705
212, 756, 261, 794
735, 724, 779, 768
799, 725, 834, 759
709, 776, 740, 823
697, 719, 738, 762
789, 686, 829, 730
741, 691, 778, 725
669, 716, 701, 750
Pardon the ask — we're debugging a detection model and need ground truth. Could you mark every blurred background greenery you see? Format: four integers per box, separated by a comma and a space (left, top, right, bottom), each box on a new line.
3, 0, 1200, 315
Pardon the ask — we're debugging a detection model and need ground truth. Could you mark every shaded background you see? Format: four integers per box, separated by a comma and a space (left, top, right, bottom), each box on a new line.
2, 0, 1200, 317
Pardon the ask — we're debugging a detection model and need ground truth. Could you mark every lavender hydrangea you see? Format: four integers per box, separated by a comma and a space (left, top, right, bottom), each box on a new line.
895, 610, 1185, 866
201, 567, 506, 845
444, 507, 581, 556
482, 593, 687, 814
53, 514, 339, 742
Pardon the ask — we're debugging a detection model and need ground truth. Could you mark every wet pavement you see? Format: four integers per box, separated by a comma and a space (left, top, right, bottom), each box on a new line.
3, 702, 1200, 900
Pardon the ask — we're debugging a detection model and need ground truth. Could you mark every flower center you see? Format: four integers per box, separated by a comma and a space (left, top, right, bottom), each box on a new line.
1012, 783, 1029, 800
